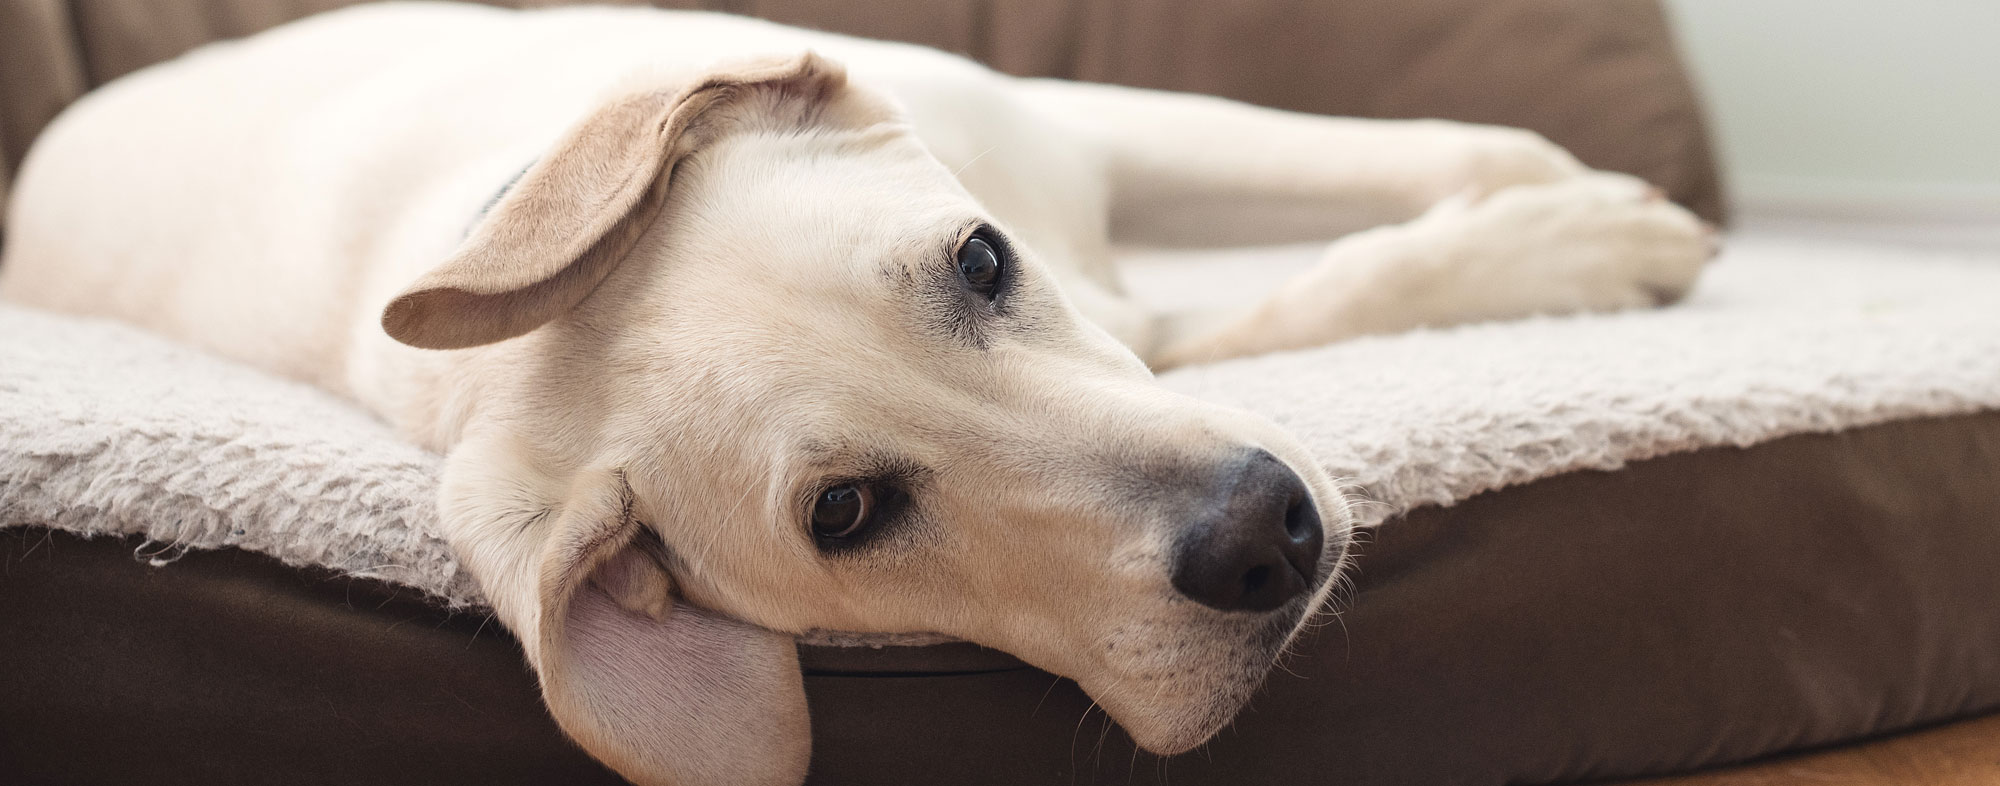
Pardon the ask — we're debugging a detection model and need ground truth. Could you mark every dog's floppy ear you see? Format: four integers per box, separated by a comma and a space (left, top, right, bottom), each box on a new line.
440, 432, 808, 786
382, 52, 848, 350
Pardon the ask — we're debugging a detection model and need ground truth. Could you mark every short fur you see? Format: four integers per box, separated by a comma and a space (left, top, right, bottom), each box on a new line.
0, 4, 1713, 785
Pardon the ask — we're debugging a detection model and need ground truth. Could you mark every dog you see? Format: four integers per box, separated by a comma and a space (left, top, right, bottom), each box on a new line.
0, 3, 1714, 784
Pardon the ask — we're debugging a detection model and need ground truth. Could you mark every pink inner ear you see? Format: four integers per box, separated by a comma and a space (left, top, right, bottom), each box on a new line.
554, 585, 809, 786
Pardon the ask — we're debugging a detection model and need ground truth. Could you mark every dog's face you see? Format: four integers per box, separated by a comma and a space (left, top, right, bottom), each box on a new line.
603, 125, 1354, 750
387, 54, 1351, 785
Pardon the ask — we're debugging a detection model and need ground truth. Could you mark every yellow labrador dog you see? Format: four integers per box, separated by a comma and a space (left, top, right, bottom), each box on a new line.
0, 2, 1712, 784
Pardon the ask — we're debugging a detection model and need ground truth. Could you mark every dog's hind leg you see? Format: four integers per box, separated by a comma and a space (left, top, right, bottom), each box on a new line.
1014, 79, 1594, 248
1144, 175, 1716, 368
1012, 80, 1713, 367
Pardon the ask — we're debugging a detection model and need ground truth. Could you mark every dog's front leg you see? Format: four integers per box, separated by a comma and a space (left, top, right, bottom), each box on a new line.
1148, 174, 1717, 368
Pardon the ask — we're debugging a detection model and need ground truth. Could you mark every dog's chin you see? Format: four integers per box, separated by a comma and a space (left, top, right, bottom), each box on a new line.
1111, 701, 1243, 756
1085, 594, 1318, 756
1089, 535, 1349, 756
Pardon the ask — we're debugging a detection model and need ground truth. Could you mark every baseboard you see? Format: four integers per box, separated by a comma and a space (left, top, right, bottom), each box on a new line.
1730, 175, 2000, 255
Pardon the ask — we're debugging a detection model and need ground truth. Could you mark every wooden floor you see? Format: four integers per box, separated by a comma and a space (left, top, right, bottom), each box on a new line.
1611, 712, 2000, 785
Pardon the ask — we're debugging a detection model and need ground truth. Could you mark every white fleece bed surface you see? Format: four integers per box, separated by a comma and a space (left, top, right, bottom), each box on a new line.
4, 230, 1999, 616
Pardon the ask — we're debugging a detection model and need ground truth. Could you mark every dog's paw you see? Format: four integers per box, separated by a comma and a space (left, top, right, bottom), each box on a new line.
1378, 173, 1718, 323
1153, 173, 1716, 367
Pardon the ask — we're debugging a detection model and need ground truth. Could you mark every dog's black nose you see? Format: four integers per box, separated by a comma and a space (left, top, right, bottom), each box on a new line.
1170, 449, 1323, 612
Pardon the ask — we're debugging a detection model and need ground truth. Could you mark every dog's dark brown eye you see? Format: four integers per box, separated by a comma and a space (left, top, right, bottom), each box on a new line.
956, 235, 1003, 299
811, 484, 874, 539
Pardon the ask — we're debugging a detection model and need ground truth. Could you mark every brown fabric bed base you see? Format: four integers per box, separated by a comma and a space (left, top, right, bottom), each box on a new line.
5, 411, 1998, 785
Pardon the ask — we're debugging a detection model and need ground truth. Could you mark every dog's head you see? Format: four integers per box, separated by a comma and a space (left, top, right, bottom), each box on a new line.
384, 53, 1352, 786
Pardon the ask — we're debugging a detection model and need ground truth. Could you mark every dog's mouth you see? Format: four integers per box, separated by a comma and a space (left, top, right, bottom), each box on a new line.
1087, 521, 1354, 756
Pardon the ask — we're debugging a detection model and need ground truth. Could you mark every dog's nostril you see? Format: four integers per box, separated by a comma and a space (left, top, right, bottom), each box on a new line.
1283, 495, 1315, 540
1241, 564, 1271, 596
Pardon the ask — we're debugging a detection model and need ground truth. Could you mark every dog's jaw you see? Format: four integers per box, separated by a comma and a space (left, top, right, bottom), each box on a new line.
1086, 509, 1355, 756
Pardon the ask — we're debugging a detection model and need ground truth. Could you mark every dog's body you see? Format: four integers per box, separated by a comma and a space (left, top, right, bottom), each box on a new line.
0, 3, 1713, 784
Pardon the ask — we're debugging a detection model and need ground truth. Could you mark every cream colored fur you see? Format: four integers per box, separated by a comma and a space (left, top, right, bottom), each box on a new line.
0, 3, 1713, 785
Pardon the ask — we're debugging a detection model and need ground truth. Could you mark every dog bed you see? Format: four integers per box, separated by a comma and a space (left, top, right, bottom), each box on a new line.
5, 228, 2000, 784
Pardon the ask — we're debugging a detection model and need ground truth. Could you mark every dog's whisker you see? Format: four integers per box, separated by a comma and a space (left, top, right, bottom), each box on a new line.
952, 144, 999, 178
681, 480, 761, 575
1031, 672, 1067, 718
1090, 708, 1117, 775
466, 610, 499, 650
1069, 690, 1113, 784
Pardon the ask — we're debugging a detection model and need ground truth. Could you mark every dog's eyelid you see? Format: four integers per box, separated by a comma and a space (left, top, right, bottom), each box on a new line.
787, 447, 919, 503
882, 218, 988, 291
944, 218, 986, 252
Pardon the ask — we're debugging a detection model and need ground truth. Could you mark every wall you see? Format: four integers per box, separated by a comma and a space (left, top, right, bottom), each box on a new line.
1662, 0, 2000, 221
